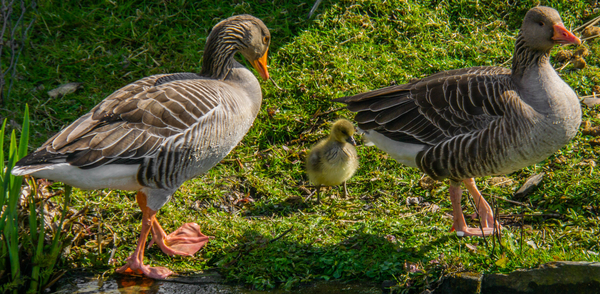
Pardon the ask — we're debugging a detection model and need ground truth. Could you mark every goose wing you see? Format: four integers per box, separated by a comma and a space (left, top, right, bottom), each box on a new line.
17, 74, 222, 169
334, 66, 516, 145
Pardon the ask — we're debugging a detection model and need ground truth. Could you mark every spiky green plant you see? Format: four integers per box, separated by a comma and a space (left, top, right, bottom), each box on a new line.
0, 106, 72, 294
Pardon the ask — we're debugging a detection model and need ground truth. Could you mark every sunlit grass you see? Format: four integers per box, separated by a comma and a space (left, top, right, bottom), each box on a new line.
2, 0, 599, 291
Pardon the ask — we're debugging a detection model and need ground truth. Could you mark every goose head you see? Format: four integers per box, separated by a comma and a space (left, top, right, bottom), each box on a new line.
203, 15, 271, 80
520, 6, 580, 52
331, 119, 357, 146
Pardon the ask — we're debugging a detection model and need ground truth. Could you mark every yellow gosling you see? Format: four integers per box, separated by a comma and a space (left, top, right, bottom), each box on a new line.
306, 119, 359, 202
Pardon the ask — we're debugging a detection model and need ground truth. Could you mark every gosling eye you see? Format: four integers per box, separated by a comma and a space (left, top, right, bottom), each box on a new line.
538, 21, 544, 27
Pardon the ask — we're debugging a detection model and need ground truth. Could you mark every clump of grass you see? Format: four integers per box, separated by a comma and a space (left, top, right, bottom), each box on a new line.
0, 107, 73, 293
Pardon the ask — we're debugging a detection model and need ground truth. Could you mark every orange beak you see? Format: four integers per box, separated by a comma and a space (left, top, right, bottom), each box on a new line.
552, 23, 581, 45
250, 49, 269, 80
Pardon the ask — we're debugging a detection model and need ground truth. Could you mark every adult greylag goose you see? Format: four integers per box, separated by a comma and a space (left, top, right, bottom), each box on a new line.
334, 7, 581, 237
306, 119, 359, 202
12, 14, 271, 278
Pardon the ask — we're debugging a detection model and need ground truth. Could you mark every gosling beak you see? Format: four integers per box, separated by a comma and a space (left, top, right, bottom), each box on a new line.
346, 136, 357, 146
552, 23, 581, 45
250, 49, 270, 80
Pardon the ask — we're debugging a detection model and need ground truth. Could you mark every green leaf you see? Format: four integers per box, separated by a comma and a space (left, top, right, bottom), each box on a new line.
0, 119, 6, 181
495, 255, 509, 269
17, 105, 29, 159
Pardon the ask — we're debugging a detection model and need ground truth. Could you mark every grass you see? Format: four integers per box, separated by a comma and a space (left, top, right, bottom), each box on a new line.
1, 0, 600, 292
0, 106, 73, 293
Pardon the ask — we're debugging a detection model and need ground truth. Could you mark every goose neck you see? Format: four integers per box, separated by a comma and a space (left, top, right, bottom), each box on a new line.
201, 30, 244, 80
510, 33, 550, 80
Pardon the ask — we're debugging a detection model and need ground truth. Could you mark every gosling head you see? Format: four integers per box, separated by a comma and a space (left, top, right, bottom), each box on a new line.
330, 119, 356, 146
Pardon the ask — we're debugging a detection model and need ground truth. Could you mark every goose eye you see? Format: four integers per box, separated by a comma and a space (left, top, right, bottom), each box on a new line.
538, 21, 544, 26
263, 36, 270, 44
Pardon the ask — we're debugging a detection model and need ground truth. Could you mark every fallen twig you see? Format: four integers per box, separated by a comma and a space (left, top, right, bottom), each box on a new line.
580, 94, 598, 100
574, 14, 600, 32
581, 33, 600, 42
307, 0, 323, 19
483, 193, 531, 208
269, 77, 283, 90
340, 35, 358, 45
41, 270, 67, 291
500, 56, 513, 67
269, 226, 294, 244
557, 60, 571, 71
304, 189, 317, 201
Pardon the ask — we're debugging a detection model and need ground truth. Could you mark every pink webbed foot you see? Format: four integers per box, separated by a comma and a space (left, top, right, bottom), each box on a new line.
449, 224, 497, 237
462, 178, 503, 232
448, 179, 503, 238
116, 256, 174, 279
116, 191, 176, 279
148, 222, 213, 256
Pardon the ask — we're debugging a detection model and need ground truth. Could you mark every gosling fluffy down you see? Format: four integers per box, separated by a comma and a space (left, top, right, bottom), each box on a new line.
306, 119, 359, 200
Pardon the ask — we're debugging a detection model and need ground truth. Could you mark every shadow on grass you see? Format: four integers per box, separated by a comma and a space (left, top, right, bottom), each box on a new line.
212, 227, 445, 290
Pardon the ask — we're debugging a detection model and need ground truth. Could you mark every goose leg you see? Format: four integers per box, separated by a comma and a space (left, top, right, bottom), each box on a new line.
116, 192, 173, 279
343, 181, 349, 198
316, 185, 322, 203
148, 220, 211, 257
463, 178, 502, 231
448, 180, 495, 237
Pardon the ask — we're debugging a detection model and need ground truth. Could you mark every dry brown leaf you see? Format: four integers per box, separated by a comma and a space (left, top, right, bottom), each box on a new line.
487, 176, 515, 187
465, 243, 478, 252
47, 82, 83, 98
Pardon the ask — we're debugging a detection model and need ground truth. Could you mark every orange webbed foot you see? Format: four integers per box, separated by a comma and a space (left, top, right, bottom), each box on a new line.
116, 256, 174, 279
148, 222, 213, 256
